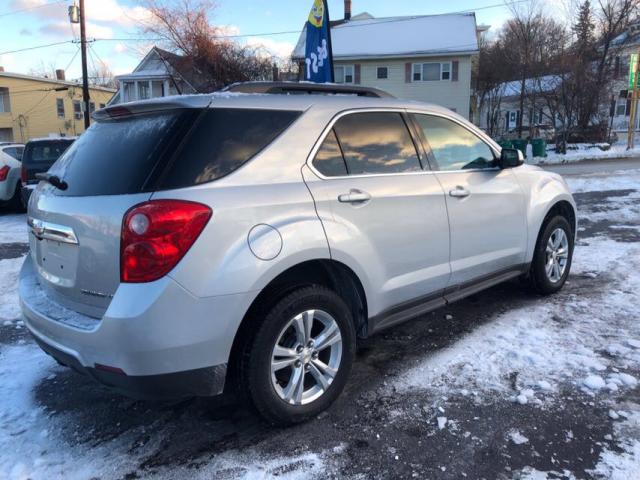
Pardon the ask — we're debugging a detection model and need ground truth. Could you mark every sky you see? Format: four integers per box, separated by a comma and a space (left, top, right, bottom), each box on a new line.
0, 0, 540, 83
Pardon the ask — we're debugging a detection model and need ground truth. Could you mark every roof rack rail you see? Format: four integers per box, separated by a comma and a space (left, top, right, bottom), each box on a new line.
223, 81, 394, 98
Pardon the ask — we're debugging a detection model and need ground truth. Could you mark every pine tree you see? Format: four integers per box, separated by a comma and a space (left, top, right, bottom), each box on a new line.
574, 1, 595, 56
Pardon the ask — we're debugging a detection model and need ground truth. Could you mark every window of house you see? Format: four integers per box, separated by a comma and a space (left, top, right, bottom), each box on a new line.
414, 114, 496, 171
332, 112, 421, 175
99, 103, 106, 109
56, 98, 65, 118
138, 82, 150, 100
0, 87, 10, 113
313, 129, 348, 177
123, 82, 134, 102
151, 81, 165, 98
89, 102, 95, 113
377, 67, 388, 79
335, 65, 354, 84
412, 62, 451, 82
441, 63, 451, 80
73, 100, 82, 120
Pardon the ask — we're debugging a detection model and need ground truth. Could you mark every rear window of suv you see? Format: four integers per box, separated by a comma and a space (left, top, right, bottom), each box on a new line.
24, 140, 73, 165
49, 108, 301, 197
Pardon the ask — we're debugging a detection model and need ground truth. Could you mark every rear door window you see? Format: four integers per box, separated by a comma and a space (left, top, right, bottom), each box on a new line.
332, 112, 421, 175
312, 129, 348, 177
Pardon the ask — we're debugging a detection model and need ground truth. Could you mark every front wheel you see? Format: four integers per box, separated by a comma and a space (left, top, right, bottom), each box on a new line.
242, 286, 356, 425
530, 215, 574, 294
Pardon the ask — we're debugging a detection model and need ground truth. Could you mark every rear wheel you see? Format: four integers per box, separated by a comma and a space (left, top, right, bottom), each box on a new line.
242, 286, 356, 425
530, 215, 574, 294
10, 181, 26, 212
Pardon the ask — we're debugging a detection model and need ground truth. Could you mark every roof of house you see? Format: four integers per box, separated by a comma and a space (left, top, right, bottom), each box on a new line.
293, 12, 479, 60
116, 47, 210, 93
500, 75, 562, 97
0, 71, 116, 93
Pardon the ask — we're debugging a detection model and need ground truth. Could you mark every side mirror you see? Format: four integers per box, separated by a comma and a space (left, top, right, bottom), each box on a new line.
499, 148, 524, 169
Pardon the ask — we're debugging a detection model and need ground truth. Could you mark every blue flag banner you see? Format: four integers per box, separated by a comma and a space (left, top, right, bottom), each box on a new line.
304, 0, 334, 83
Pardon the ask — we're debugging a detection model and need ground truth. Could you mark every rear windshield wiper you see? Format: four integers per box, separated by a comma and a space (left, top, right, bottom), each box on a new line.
35, 173, 68, 191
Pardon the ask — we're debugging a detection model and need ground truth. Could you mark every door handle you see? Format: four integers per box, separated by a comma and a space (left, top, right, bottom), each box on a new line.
338, 189, 371, 204
449, 186, 470, 198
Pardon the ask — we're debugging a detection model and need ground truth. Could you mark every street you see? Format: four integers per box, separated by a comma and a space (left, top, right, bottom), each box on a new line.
1, 161, 639, 479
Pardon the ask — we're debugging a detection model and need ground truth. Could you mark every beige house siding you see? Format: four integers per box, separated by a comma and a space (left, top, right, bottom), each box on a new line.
0, 73, 114, 143
334, 56, 473, 119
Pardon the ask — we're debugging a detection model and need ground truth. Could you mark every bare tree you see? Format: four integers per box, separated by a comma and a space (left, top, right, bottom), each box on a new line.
141, 0, 274, 91
28, 61, 59, 80
582, 0, 640, 128
89, 62, 117, 89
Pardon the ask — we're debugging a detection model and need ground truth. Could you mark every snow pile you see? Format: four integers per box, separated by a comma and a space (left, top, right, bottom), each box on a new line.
0, 257, 25, 323
532, 143, 640, 165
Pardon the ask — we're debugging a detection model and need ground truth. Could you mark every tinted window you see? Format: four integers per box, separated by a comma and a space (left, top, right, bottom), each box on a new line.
49, 112, 183, 196
3, 147, 23, 160
333, 112, 421, 175
160, 108, 300, 190
414, 114, 496, 171
312, 129, 347, 177
24, 140, 74, 165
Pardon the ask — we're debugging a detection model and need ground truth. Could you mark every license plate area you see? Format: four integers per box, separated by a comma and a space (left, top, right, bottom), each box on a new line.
31, 235, 78, 287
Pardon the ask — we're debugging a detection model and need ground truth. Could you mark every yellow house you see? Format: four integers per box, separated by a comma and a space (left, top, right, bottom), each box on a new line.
0, 69, 115, 143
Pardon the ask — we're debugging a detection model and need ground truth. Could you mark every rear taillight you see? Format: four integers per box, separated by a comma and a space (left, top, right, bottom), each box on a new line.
120, 200, 212, 283
0, 165, 9, 182
20, 165, 27, 185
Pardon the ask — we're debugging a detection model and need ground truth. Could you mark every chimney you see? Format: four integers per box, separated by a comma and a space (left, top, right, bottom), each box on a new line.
55, 69, 65, 81
344, 0, 351, 21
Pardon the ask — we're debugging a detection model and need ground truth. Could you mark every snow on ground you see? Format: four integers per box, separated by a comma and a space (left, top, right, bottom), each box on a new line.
392, 170, 640, 475
0, 214, 27, 244
531, 143, 640, 165
0, 341, 331, 480
589, 410, 640, 480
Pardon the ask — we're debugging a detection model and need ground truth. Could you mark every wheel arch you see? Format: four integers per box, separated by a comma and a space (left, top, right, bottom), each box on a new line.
225, 259, 368, 392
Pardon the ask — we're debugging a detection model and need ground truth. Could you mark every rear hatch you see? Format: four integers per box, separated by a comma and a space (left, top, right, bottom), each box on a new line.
29, 101, 302, 319
22, 139, 74, 185
29, 108, 195, 319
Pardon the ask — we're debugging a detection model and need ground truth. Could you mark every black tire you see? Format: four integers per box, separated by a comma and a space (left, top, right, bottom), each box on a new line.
529, 215, 574, 295
10, 181, 26, 212
241, 285, 356, 426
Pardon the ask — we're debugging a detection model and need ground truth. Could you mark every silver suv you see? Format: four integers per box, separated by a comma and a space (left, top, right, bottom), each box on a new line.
19, 84, 576, 425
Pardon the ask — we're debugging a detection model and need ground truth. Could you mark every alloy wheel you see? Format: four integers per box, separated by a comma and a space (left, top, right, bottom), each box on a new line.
545, 227, 569, 283
270, 309, 343, 405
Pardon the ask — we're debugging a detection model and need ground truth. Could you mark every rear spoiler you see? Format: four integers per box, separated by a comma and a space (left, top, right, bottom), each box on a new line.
93, 96, 213, 121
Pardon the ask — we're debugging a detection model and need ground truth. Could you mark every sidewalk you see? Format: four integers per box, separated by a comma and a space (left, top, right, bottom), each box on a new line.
540, 155, 640, 175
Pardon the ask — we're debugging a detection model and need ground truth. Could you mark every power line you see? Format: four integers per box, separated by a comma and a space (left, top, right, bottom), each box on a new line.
0, 0, 66, 18
0, 41, 74, 56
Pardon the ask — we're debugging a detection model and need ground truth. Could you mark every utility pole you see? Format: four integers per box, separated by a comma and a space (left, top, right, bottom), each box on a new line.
79, 0, 90, 129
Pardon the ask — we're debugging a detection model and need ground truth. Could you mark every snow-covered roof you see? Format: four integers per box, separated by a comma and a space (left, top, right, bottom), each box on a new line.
293, 13, 479, 60
501, 75, 562, 97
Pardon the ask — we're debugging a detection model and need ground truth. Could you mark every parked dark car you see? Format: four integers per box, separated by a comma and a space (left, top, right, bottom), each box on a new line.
21, 137, 76, 206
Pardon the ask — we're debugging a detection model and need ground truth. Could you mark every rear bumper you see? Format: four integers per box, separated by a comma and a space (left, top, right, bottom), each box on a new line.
19, 256, 255, 399
32, 334, 226, 400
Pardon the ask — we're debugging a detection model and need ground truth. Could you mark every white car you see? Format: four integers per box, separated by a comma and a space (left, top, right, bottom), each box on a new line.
0, 143, 25, 209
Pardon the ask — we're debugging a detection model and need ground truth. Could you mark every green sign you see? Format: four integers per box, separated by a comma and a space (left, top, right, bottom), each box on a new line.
630, 53, 639, 89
